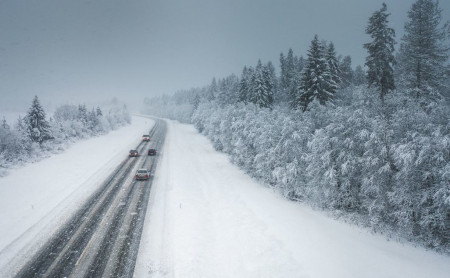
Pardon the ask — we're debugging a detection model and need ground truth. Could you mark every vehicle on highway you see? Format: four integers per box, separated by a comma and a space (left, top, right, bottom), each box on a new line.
148, 149, 156, 156
135, 169, 150, 180
129, 149, 138, 157
142, 134, 150, 141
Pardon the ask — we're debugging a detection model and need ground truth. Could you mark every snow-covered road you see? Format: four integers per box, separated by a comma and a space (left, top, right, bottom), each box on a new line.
0, 115, 154, 276
135, 119, 450, 278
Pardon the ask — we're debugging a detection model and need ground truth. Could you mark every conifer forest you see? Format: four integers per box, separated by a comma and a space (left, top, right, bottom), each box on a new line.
143, 1, 450, 252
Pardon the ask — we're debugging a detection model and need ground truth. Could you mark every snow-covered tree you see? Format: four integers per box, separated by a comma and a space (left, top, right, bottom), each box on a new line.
397, 0, 449, 100
96, 106, 103, 117
1, 117, 9, 130
280, 48, 296, 92
87, 108, 99, 131
353, 65, 366, 86
326, 42, 342, 87
24, 95, 52, 143
339, 55, 353, 88
364, 3, 396, 104
297, 35, 337, 110
207, 78, 218, 101
78, 104, 88, 127
249, 60, 273, 108
192, 93, 201, 110
54, 104, 78, 122
238, 66, 253, 104
217, 74, 239, 107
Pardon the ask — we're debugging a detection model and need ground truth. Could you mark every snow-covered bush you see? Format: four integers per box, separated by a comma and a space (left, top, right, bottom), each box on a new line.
0, 97, 131, 176
146, 83, 449, 253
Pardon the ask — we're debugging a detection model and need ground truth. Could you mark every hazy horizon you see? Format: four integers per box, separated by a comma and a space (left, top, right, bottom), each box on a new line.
1, 0, 449, 113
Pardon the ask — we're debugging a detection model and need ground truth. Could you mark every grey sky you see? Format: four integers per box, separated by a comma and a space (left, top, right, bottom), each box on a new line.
0, 0, 449, 111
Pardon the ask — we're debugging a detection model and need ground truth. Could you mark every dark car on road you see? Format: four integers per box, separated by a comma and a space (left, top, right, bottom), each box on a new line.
148, 149, 156, 156
129, 149, 138, 157
135, 169, 150, 180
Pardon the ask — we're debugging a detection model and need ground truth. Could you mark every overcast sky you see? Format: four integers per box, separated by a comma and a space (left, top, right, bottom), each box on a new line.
0, 0, 449, 111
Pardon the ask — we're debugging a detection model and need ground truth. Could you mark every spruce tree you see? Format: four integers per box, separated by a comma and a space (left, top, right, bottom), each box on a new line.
398, 0, 449, 99
298, 35, 336, 110
207, 78, 218, 101
283, 48, 296, 91
1, 117, 9, 130
353, 65, 366, 86
238, 66, 253, 104
339, 56, 353, 88
78, 104, 88, 127
364, 3, 396, 104
96, 106, 103, 117
193, 93, 200, 110
24, 95, 52, 143
250, 60, 273, 108
326, 42, 342, 87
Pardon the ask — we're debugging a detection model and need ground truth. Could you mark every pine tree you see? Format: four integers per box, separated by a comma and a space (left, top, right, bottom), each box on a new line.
238, 66, 253, 103
1, 117, 9, 130
364, 3, 396, 104
24, 95, 52, 143
282, 48, 296, 91
262, 63, 274, 107
193, 93, 201, 110
398, 0, 449, 99
353, 65, 366, 86
96, 106, 103, 117
88, 108, 99, 131
250, 60, 273, 108
339, 55, 353, 88
78, 104, 88, 127
297, 35, 337, 110
265, 61, 277, 96
207, 78, 218, 101
326, 42, 342, 86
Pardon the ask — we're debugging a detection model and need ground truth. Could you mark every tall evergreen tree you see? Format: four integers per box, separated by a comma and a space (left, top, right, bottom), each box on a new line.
193, 93, 201, 110
238, 66, 253, 104
78, 104, 88, 127
24, 95, 52, 143
364, 3, 396, 104
217, 74, 239, 106
353, 65, 366, 86
297, 35, 336, 110
1, 117, 9, 130
250, 60, 273, 108
339, 55, 353, 88
282, 48, 296, 91
326, 42, 342, 87
96, 106, 103, 117
207, 78, 218, 101
398, 0, 449, 99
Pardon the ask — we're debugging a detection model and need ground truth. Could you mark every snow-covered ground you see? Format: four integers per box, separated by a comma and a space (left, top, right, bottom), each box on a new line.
0, 115, 154, 274
0, 116, 449, 278
135, 119, 450, 278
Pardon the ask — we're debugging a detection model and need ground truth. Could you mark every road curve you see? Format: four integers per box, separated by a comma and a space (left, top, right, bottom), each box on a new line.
15, 118, 166, 278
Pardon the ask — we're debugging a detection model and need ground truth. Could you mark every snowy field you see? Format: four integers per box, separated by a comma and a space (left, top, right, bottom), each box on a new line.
135, 119, 450, 278
0, 115, 154, 274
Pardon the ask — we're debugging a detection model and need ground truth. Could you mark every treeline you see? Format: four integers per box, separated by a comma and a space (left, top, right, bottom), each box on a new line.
0, 96, 131, 176
142, 0, 450, 252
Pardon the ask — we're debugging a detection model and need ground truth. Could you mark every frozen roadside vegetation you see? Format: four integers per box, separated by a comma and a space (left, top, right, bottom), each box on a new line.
141, 0, 450, 252
135, 119, 450, 278
0, 96, 131, 177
